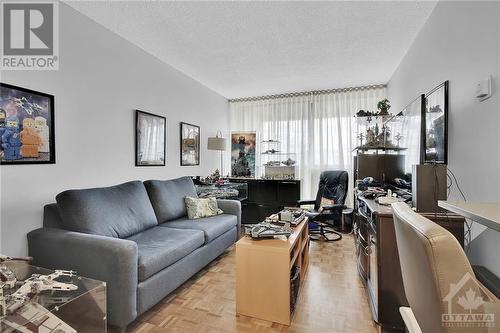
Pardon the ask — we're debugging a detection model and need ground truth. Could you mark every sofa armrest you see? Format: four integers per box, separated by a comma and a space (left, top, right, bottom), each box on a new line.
27, 228, 138, 329
217, 199, 241, 236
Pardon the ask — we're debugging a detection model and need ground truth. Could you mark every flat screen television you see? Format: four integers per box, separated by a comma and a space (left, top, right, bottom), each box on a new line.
422, 81, 448, 164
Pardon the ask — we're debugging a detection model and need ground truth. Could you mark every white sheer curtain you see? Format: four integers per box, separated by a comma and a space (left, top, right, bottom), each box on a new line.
398, 96, 422, 173
229, 86, 387, 204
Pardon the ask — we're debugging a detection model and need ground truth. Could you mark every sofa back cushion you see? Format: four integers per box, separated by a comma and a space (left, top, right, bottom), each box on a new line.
144, 177, 197, 223
56, 181, 158, 238
43, 203, 64, 228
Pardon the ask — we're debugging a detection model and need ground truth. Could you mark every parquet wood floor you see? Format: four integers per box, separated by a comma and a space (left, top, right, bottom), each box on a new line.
117, 234, 378, 333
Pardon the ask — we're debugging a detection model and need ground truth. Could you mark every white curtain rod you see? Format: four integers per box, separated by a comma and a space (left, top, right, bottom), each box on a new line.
228, 84, 386, 103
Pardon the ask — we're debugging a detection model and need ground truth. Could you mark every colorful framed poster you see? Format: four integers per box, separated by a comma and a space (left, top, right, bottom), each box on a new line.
180, 122, 200, 166
0, 83, 55, 164
135, 110, 166, 166
231, 131, 256, 177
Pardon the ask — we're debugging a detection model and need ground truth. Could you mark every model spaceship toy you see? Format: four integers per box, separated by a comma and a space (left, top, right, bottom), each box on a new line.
0, 254, 78, 333
245, 222, 293, 239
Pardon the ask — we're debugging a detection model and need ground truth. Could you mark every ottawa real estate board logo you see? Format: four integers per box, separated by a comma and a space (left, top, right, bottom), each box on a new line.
442, 272, 496, 329
1, 1, 59, 70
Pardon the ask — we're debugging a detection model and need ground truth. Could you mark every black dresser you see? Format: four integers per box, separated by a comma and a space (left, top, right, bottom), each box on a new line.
228, 178, 301, 224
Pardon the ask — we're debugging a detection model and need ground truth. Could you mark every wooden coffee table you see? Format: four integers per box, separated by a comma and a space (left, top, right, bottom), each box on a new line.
235, 218, 309, 325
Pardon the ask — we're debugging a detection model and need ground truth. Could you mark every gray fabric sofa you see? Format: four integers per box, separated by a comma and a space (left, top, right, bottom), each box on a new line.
27, 177, 241, 330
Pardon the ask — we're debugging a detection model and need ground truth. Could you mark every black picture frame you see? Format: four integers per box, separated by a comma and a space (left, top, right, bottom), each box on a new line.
421, 81, 449, 164
180, 122, 200, 166
0, 83, 56, 165
135, 110, 166, 166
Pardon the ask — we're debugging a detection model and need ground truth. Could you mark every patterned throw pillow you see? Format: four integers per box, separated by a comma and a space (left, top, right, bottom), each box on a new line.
319, 197, 335, 212
185, 196, 223, 219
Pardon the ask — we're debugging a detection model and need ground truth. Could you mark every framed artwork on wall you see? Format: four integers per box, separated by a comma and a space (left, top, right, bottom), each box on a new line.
231, 131, 256, 177
422, 81, 448, 164
135, 110, 166, 166
180, 122, 200, 166
0, 83, 55, 165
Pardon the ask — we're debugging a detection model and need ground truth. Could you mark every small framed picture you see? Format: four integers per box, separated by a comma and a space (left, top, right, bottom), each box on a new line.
422, 81, 448, 164
180, 122, 200, 166
0, 83, 55, 165
135, 110, 166, 166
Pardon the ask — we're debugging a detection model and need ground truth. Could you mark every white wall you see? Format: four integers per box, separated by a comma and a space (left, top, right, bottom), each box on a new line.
388, 1, 500, 275
0, 3, 229, 256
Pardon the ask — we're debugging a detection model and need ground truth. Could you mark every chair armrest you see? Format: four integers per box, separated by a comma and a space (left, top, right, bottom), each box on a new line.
298, 199, 316, 206
27, 228, 138, 329
321, 204, 347, 212
217, 199, 241, 236
399, 307, 422, 333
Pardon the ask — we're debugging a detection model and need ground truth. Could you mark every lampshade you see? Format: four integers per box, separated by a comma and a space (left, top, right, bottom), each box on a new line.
207, 137, 226, 151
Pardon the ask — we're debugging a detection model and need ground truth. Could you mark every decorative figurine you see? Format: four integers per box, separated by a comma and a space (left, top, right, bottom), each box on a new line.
282, 158, 296, 166
20, 118, 42, 158
265, 160, 281, 166
263, 149, 280, 154
357, 133, 365, 146
394, 133, 403, 147
204, 169, 221, 183
429, 105, 442, 113
426, 128, 436, 148
357, 110, 374, 122
356, 110, 368, 117
366, 128, 376, 146
1, 116, 22, 160
378, 125, 391, 146
34, 116, 50, 153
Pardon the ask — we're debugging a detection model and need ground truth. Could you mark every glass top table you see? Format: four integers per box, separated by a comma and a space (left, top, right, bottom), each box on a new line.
1, 261, 106, 333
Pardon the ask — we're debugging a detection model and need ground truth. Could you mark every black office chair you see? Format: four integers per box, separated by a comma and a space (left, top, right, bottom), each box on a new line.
298, 170, 348, 241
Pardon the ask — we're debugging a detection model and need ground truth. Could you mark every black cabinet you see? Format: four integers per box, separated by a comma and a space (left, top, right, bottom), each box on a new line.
229, 178, 301, 224
277, 181, 301, 205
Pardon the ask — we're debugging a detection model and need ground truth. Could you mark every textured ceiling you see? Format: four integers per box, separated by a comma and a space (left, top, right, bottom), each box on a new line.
66, 1, 436, 99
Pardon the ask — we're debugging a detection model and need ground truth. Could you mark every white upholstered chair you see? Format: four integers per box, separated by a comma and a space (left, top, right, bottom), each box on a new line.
392, 202, 500, 333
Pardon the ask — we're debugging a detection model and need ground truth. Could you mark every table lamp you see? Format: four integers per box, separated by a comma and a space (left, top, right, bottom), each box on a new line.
207, 130, 226, 176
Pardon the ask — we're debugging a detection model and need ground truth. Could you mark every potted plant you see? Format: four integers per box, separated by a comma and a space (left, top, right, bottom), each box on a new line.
377, 99, 391, 116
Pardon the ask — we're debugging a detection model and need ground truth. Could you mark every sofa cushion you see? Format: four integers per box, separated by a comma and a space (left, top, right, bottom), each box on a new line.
127, 226, 204, 281
56, 181, 158, 238
185, 196, 223, 219
144, 177, 198, 223
159, 214, 237, 244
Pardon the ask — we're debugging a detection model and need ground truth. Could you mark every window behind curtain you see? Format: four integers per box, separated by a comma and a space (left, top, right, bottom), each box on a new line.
229, 87, 387, 203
